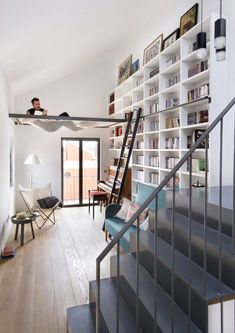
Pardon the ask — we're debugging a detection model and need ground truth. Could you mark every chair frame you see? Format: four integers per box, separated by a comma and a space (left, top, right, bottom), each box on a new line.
19, 187, 60, 229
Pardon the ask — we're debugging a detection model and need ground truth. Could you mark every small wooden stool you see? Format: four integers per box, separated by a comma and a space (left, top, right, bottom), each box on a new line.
11, 214, 36, 246
88, 190, 108, 219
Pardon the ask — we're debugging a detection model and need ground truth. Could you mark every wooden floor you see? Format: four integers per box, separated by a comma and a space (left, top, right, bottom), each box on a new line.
0, 207, 115, 333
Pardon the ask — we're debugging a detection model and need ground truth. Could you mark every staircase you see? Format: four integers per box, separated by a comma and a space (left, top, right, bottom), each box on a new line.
67, 97, 235, 332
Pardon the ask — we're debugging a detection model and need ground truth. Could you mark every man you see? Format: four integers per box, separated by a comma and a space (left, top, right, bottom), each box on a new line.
26, 97, 69, 117
27, 97, 48, 115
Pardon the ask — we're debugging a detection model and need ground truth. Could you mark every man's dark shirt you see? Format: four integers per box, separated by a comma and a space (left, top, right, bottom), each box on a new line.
27, 108, 44, 115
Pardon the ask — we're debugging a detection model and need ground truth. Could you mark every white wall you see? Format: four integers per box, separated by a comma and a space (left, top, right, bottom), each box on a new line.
0, 67, 15, 250
14, 59, 115, 210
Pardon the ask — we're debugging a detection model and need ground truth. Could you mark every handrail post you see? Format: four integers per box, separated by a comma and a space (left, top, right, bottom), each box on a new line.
96, 260, 100, 333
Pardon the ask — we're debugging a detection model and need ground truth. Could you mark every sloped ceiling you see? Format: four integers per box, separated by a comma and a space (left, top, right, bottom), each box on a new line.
0, 0, 193, 95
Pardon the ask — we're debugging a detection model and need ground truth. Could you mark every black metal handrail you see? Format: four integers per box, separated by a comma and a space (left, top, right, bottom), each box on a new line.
96, 96, 235, 332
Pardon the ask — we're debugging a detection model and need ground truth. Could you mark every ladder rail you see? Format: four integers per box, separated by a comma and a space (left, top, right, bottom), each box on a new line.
108, 109, 142, 204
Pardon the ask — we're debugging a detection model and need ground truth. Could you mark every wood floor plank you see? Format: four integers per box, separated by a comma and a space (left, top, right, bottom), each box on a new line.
0, 207, 113, 333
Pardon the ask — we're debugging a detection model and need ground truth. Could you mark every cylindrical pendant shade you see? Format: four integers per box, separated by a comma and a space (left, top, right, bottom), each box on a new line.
24, 154, 43, 165
196, 32, 207, 60
215, 18, 226, 49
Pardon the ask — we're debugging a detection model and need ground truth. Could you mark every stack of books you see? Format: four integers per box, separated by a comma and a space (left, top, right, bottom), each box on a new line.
166, 54, 180, 67
165, 137, 179, 149
1, 246, 16, 259
149, 172, 159, 185
188, 59, 209, 78
188, 83, 209, 102
166, 157, 180, 169
137, 170, 144, 181
149, 121, 159, 132
149, 67, 159, 78
149, 138, 159, 149
187, 159, 207, 173
136, 140, 144, 149
150, 103, 159, 114
187, 110, 208, 125
136, 155, 144, 165
149, 156, 159, 167
166, 117, 180, 129
187, 129, 209, 149
166, 73, 180, 88
165, 97, 179, 109
149, 85, 159, 96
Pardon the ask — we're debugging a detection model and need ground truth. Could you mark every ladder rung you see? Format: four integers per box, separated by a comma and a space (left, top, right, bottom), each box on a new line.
112, 193, 118, 198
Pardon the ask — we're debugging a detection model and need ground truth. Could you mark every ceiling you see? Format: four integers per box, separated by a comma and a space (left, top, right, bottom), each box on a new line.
0, 0, 193, 95
0, 0, 156, 94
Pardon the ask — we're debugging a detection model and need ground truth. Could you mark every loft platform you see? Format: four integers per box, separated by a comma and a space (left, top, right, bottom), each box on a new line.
9, 113, 127, 132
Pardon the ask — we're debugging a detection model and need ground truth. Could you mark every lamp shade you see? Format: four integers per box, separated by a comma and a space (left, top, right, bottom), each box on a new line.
24, 154, 43, 165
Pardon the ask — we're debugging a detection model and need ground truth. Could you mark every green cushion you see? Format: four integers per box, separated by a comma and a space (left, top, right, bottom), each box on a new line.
105, 217, 136, 253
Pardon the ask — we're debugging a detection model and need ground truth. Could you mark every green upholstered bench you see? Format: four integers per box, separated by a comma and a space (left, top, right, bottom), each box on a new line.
104, 183, 166, 252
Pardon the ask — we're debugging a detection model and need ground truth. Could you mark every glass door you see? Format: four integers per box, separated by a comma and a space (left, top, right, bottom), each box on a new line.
61, 138, 100, 206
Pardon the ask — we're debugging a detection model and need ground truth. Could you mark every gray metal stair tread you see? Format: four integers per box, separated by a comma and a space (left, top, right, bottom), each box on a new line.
117, 253, 202, 333
67, 304, 95, 333
140, 231, 234, 301
90, 278, 138, 333
157, 208, 233, 254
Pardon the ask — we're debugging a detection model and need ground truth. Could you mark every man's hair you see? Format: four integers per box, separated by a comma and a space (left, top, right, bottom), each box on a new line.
31, 97, 39, 104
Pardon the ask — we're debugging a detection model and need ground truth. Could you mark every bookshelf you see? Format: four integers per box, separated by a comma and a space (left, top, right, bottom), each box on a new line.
107, 14, 228, 199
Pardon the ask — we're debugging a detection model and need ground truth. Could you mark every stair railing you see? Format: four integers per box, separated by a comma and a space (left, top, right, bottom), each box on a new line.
96, 97, 235, 333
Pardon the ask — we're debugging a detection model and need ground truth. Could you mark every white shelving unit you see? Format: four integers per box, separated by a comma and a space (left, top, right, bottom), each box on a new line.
107, 14, 228, 199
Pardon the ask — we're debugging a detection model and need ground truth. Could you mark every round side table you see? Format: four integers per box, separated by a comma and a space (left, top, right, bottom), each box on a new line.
11, 214, 36, 246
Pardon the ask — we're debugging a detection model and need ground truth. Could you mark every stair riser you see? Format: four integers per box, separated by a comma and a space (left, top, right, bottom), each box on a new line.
174, 194, 233, 237
111, 275, 162, 333
88, 285, 109, 333
147, 223, 235, 290
128, 247, 207, 332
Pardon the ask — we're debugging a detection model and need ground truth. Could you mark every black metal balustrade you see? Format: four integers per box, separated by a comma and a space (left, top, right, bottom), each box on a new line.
96, 97, 235, 333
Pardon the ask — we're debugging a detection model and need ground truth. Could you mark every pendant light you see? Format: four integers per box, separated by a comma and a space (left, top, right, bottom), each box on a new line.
214, 0, 226, 61
214, 0, 226, 49
196, 0, 207, 60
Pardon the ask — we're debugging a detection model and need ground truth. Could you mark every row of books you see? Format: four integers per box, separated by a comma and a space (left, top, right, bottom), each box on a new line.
187, 110, 208, 125
166, 73, 180, 88
188, 83, 209, 102
136, 77, 144, 87
136, 140, 144, 149
187, 159, 207, 173
166, 53, 180, 68
133, 93, 143, 103
187, 129, 209, 149
149, 172, 159, 184
149, 156, 159, 167
188, 59, 209, 78
166, 157, 180, 169
149, 85, 159, 96
137, 170, 144, 181
149, 121, 159, 132
150, 102, 159, 114
165, 97, 179, 109
149, 67, 159, 78
165, 137, 179, 149
166, 117, 180, 129
149, 138, 159, 149
136, 155, 144, 165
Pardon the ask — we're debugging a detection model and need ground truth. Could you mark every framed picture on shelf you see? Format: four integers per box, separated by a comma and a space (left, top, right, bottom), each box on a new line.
130, 59, 139, 75
143, 34, 163, 65
163, 28, 180, 50
118, 55, 132, 85
180, 4, 198, 36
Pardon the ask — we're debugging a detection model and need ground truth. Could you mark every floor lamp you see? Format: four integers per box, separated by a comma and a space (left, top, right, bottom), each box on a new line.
24, 154, 43, 188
